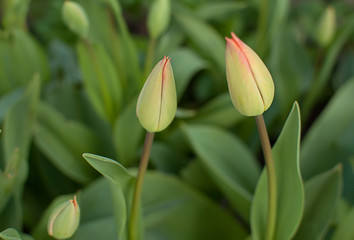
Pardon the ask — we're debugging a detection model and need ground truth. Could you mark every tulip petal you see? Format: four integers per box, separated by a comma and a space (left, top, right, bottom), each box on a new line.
225, 33, 274, 116
159, 58, 177, 130
137, 56, 177, 132
231, 33, 274, 112
225, 37, 264, 116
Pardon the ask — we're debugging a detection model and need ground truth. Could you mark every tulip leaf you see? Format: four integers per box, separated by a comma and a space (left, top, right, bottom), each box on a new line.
75, 216, 117, 240
251, 102, 304, 240
113, 99, 144, 166
0, 89, 22, 123
175, 13, 225, 72
82, 153, 136, 240
150, 142, 189, 174
182, 124, 260, 220
142, 172, 248, 239
3, 75, 40, 163
76, 41, 122, 123
169, 48, 207, 101
2, 30, 48, 93
257, 0, 290, 55
188, 93, 244, 127
270, 27, 313, 118
78, 0, 141, 93
0, 149, 21, 213
0, 76, 40, 229
0, 228, 22, 240
332, 205, 354, 240
301, 78, 354, 180
195, 1, 246, 21
293, 165, 342, 240
180, 160, 219, 195
34, 102, 99, 184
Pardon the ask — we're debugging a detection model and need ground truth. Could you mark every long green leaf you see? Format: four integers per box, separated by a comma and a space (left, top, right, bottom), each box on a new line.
183, 124, 260, 220
0, 228, 22, 240
188, 93, 244, 127
251, 102, 304, 240
34, 102, 99, 184
77, 41, 122, 123
174, 14, 225, 72
301, 78, 354, 180
3, 75, 40, 162
332, 205, 354, 240
143, 172, 248, 239
169, 48, 207, 101
112, 99, 144, 166
294, 165, 342, 240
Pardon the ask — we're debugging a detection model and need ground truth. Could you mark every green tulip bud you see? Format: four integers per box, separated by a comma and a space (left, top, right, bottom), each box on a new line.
62, 1, 89, 39
225, 32, 274, 116
147, 0, 171, 39
315, 6, 336, 47
48, 196, 80, 239
136, 56, 177, 132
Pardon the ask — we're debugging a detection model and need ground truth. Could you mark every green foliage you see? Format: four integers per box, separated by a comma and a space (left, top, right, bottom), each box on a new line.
251, 103, 304, 240
0, 0, 353, 239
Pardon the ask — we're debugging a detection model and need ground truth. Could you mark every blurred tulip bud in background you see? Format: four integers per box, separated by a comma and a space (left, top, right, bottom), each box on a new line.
62, 1, 89, 38
137, 56, 177, 132
315, 6, 336, 48
225, 32, 274, 116
147, 0, 171, 39
48, 196, 80, 239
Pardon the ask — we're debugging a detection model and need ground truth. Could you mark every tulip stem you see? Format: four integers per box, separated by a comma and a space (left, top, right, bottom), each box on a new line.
143, 38, 157, 83
255, 115, 277, 240
129, 131, 155, 240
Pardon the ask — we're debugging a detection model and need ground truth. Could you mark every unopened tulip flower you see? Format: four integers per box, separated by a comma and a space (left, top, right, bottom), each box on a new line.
136, 56, 177, 132
62, 1, 89, 38
225, 32, 274, 116
316, 6, 336, 47
48, 196, 80, 239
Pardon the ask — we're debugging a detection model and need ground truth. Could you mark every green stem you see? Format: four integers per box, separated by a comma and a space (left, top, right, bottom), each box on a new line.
143, 38, 156, 83
129, 131, 155, 240
255, 115, 277, 240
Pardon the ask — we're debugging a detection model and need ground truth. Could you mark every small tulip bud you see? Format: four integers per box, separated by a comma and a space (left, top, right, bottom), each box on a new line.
48, 196, 80, 239
136, 56, 177, 132
225, 32, 274, 116
315, 6, 336, 47
147, 0, 171, 39
62, 1, 89, 38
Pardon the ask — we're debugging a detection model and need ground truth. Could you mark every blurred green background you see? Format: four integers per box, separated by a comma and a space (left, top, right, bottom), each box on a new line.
0, 0, 354, 239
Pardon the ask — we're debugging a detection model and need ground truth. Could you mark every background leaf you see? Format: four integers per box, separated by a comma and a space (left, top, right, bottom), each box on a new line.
332, 205, 354, 240
301, 78, 354, 180
183, 124, 260, 221
34, 102, 99, 184
143, 172, 248, 239
0, 228, 22, 240
76, 42, 122, 123
294, 165, 342, 240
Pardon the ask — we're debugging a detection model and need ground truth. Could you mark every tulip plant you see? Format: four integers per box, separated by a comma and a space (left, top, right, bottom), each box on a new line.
0, 0, 354, 240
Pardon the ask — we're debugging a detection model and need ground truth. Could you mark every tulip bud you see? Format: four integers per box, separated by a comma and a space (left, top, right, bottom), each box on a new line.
147, 0, 171, 39
136, 56, 177, 132
48, 196, 80, 239
315, 6, 336, 47
62, 1, 89, 39
225, 32, 274, 116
